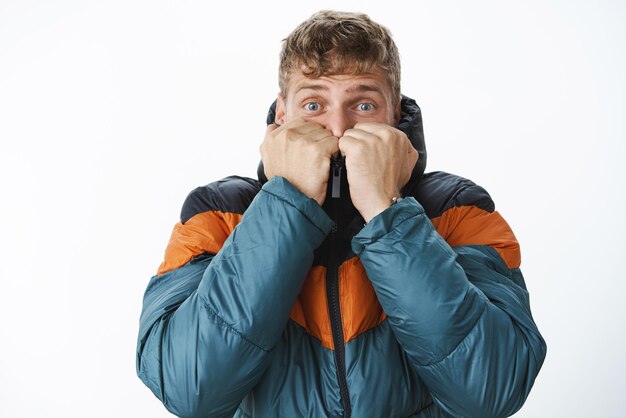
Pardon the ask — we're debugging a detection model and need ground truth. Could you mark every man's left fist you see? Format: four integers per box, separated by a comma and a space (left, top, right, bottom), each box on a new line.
338, 123, 418, 223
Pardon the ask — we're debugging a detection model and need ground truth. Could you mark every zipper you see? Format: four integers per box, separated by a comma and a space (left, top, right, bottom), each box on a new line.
326, 155, 351, 417
331, 156, 343, 198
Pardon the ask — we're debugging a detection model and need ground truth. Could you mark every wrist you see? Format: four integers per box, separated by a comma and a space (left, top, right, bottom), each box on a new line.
361, 193, 402, 224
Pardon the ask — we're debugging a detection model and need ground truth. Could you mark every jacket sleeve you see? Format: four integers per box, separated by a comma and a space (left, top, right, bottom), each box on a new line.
352, 197, 546, 418
136, 177, 333, 418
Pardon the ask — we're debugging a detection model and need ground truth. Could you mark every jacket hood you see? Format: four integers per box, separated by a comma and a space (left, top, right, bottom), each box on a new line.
257, 95, 427, 193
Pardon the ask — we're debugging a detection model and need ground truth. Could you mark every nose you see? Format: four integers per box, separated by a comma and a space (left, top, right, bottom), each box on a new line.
324, 108, 354, 138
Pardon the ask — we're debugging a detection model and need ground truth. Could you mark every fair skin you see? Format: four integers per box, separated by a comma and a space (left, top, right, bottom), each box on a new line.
259, 69, 419, 223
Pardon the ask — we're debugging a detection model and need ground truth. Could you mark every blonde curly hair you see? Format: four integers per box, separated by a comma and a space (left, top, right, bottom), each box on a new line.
279, 10, 401, 104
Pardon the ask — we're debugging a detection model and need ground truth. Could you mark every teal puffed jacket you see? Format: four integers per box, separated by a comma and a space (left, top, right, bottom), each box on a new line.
136, 97, 546, 417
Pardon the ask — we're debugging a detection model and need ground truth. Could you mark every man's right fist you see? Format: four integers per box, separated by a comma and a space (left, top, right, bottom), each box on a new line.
260, 119, 339, 206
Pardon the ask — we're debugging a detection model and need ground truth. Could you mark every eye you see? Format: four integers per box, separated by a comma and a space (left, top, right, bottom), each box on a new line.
357, 103, 375, 111
304, 102, 320, 112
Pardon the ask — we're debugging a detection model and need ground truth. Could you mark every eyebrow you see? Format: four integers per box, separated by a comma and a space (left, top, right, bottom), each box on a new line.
346, 84, 385, 95
294, 84, 328, 94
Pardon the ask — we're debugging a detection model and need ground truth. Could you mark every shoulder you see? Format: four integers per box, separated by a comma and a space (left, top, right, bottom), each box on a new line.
181, 176, 262, 223
406, 171, 495, 219
408, 171, 521, 269
156, 176, 262, 275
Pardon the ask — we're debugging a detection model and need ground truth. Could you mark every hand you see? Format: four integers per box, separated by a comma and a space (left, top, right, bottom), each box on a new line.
338, 123, 418, 222
260, 119, 339, 205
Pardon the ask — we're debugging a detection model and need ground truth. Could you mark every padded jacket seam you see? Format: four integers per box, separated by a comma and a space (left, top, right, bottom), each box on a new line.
420, 300, 489, 368
371, 208, 426, 244
202, 300, 270, 353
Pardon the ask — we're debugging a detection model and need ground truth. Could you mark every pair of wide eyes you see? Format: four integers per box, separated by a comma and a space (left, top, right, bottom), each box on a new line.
303, 102, 376, 112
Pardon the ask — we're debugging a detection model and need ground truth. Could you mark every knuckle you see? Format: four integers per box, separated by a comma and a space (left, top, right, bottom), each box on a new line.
284, 127, 299, 139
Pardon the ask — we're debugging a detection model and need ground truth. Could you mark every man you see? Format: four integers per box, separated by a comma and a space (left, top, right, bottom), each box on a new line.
136, 10, 546, 418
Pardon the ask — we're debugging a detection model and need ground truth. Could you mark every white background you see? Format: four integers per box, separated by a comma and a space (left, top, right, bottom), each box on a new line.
1, 0, 624, 417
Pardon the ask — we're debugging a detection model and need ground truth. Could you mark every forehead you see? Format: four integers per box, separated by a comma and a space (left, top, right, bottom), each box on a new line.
286, 69, 392, 99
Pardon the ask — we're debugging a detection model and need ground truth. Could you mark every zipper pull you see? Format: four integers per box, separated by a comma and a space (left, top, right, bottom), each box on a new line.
331, 158, 342, 198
